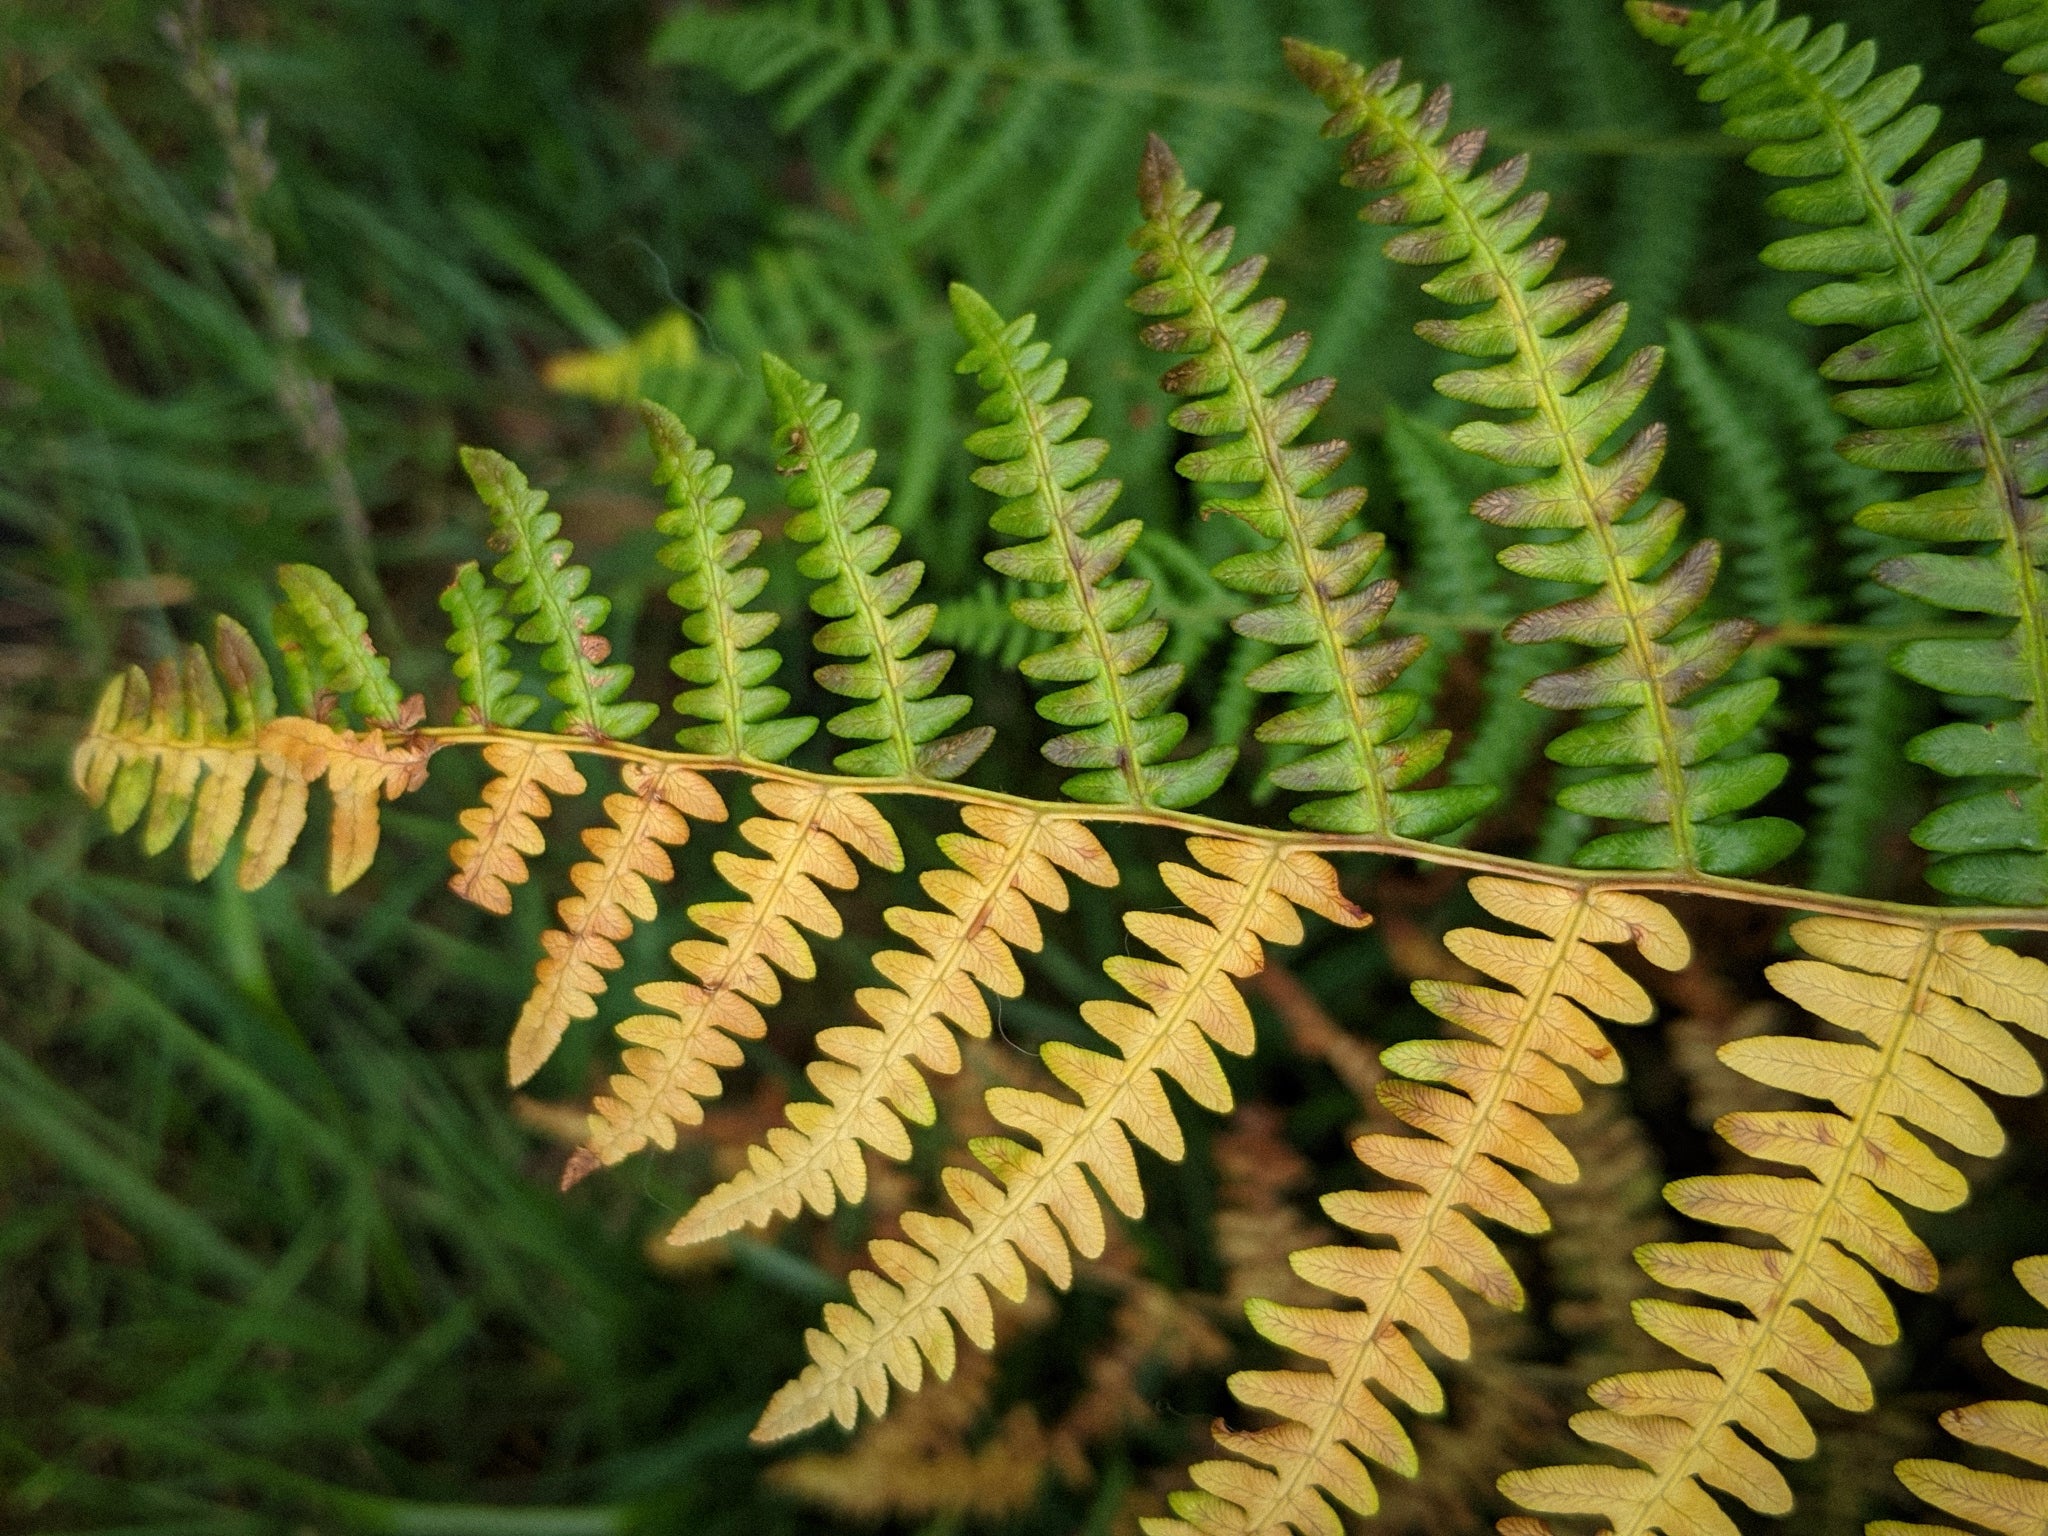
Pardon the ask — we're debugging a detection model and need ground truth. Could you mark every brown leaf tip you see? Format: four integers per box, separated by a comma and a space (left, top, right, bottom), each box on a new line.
561, 1146, 599, 1190
1138, 131, 1181, 216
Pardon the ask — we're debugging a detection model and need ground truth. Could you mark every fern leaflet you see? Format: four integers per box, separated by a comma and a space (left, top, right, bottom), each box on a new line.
763, 354, 993, 780
507, 763, 725, 1087
1151, 876, 1688, 1536
441, 559, 537, 729
1636, 0, 2048, 904
667, 807, 1118, 1245
1505, 917, 2048, 1536
460, 446, 658, 741
1871, 1252, 2048, 1536
951, 281, 1235, 809
752, 839, 1366, 1443
1129, 136, 1492, 839
642, 400, 817, 762
571, 780, 903, 1178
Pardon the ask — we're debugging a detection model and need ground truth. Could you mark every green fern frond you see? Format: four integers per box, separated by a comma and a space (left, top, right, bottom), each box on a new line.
440, 561, 536, 730
1636, 0, 2048, 905
1698, 320, 1926, 893
1127, 137, 1488, 837
762, 352, 993, 781
951, 281, 1236, 809
276, 562, 405, 726
1976, 0, 2048, 166
1666, 319, 1826, 637
1289, 41, 1800, 877
640, 400, 817, 764
458, 446, 659, 741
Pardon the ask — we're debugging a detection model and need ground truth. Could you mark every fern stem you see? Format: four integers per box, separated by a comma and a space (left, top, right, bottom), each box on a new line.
396, 725, 2048, 932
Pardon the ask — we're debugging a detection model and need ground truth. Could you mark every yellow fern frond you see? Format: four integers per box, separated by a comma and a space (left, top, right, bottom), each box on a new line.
507, 761, 725, 1086
448, 741, 587, 914
1149, 877, 1688, 1536
751, 839, 1367, 1444
667, 805, 1118, 1246
572, 780, 903, 1174
1505, 918, 2048, 1536
74, 619, 437, 895
1871, 1253, 2048, 1536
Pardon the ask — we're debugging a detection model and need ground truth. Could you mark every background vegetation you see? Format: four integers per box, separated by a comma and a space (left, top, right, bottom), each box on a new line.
4, 1, 2045, 1532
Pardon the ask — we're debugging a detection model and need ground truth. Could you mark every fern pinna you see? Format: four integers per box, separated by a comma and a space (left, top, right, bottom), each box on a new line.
1637, 0, 2048, 907
66, 22, 2048, 1536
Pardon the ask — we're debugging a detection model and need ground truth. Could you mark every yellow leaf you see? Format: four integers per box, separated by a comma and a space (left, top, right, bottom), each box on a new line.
507, 761, 722, 1087
668, 809, 1118, 1246
448, 741, 587, 913
753, 842, 1363, 1445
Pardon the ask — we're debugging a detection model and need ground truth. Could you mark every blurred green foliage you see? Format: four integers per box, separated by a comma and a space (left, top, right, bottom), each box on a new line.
3, 2, 2045, 1533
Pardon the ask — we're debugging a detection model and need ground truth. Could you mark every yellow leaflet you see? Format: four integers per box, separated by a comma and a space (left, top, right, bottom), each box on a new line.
751, 840, 1365, 1444
448, 740, 587, 914
667, 806, 1117, 1246
256, 717, 435, 894
1150, 878, 1686, 1536
571, 780, 901, 1175
507, 761, 723, 1087
1506, 918, 2048, 1536
1874, 1254, 2048, 1536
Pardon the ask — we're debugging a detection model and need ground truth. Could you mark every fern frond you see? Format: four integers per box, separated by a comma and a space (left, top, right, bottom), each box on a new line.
1149, 877, 1688, 1536
75, 613, 433, 894
440, 560, 537, 729
572, 780, 904, 1176
76, 617, 273, 882
641, 400, 817, 763
1698, 320, 1924, 894
1870, 1252, 2048, 1536
1504, 916, 2048, 1536
446, 741, 586, 916
666, 807, 1118, 1246
762, 354, 993, 781
1635, 0, 2048, 904
1665, 319, 1826, 635
506, 763, 725, 1087
276, 562, 406, 726
1288, 41, 1800, 878
950, 282, 1235, 809
1976, 0, 2048, 166
1128, 137, 1492, 839
458, 445, 659, 741
751, 839, 1367, 1443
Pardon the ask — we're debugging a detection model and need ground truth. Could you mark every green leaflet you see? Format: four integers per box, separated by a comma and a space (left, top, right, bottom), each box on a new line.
951, 282, 1234, 810
1636, 0, 2048, 904
275, 562, 405, 726
762, 353, 992, 781
1288, 41, 1799, 877
1977, 0, 2048, 165
440, 561, 536, 730
457, 446, 658, 741
640, 400, 817, 764
1125, 138, 1488, 837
